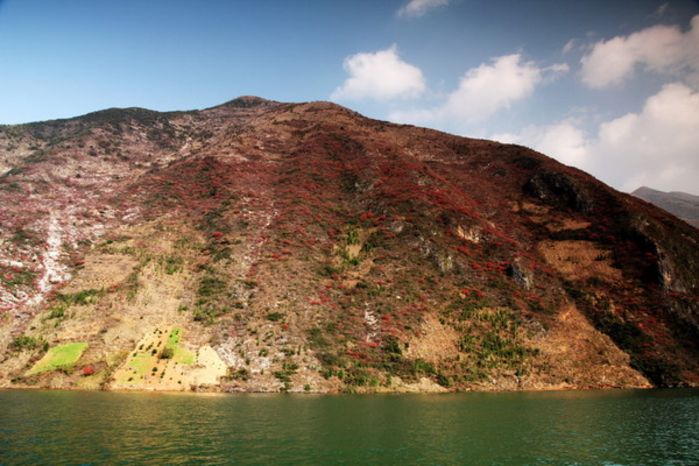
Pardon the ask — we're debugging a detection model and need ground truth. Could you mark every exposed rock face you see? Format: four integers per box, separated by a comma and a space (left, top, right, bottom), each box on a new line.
506, 259, 533, 290
524, 172, 593, 213
0, 98, 697, 393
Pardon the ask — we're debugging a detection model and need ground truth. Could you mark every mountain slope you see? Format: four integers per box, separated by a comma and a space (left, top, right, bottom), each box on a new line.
632, 186, 699, 228
0, 97, 697, 393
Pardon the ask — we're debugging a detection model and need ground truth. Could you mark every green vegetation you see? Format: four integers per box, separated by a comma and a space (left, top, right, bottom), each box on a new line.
45, 289, 104, 320
192, 268, 234, 324
127, 351, 154, 377
26, 342, 88, 375
456, 307, 538, 378
448, 293, 490, 320
266, 312, 285, 322
341, 366, 380, 388
0, 269, 36, 288
346, 228, 359, 245
163, 328, 194, 364
160, 255, 184, 274
10, 335, 44, 352
274, 360, 299, 391
11, 228, 37, 245
308, 327, 329, 349
229, 368, 250, 381
120, 328, 194, 384
339, 248, 360, 267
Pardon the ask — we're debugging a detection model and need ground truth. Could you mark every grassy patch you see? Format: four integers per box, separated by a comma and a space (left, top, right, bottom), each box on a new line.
164, 328, 194, 365
456, 307, 538, 377
127, 352, 154, 377
192, 270, 232, 324
26, 342, 88, 375
45, 289, 104, 320
160, 255, 184, 275
118, 327, 195, 384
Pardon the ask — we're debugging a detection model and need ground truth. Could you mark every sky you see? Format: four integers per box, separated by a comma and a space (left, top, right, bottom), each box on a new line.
1, 0, 698, 194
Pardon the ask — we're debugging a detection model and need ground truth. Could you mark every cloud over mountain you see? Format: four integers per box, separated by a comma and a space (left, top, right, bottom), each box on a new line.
391, 54, 564, 125
494, 82, 699, 194
331, 45, 426, 101
581, 15, 699, 88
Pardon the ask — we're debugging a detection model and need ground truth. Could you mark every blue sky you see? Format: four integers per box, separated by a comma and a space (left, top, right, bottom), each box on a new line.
1, 0, 698, 193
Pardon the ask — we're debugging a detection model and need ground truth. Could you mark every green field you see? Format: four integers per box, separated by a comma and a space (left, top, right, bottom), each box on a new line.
127, 351, 155, 377
166, 328, 194, 364
27, 342, 88, 375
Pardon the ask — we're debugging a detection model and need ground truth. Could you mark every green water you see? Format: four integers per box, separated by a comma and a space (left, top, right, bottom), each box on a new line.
0, 389, 697, 465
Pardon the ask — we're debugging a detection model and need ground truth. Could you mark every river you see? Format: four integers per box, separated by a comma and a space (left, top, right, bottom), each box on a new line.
1, 389, 697, 465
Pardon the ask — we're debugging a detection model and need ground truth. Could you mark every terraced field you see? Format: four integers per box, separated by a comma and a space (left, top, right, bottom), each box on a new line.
27, 342, 87, 376
112, 327, 225, 391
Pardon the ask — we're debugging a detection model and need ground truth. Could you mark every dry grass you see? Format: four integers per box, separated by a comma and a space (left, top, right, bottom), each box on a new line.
538, 240, 622, 282
405, 314, 459, 364
525, 304, 650, 390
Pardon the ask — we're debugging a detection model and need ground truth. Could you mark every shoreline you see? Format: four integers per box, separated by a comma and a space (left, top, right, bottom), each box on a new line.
0, 383, 674, 397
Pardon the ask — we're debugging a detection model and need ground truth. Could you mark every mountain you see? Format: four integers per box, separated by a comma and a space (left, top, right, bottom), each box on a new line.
632, 187, 699, 228
0, 97, 697, 393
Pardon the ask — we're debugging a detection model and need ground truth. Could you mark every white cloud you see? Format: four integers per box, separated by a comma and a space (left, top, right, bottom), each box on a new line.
391, 54, 551, 124
397, 0, 449, 17
493, 120, 587, 166
331, 45, 426, 101
580, 15, 699, 88
562, 39, 576, 54
496, 83, 699, 194
548, 63, 570, 74
655, 2, 669, 17
592, 82, 699, 192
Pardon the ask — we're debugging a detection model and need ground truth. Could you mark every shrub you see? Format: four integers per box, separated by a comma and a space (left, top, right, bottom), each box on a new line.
382, 335, 402, 355
160, 347, 174, 359
346, 228, 360, 245
266, 312, 284, 322
343, 366, 372, 386
162, 255, 183, 274
198, 275, 226, 297
436, 373, 451, 388
11, 335, 41, 352
47, 305, 66, 319
308, 327, 329, 348
230, 368, 249, 381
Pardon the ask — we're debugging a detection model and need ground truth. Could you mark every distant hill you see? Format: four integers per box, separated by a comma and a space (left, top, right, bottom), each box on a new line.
632, 187, 699, 228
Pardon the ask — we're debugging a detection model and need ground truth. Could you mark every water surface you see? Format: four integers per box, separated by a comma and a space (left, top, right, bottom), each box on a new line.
1, 389, 697, 465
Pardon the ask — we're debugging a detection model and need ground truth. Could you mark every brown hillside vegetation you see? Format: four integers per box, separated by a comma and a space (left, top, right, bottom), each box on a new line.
0, 96, 697, 393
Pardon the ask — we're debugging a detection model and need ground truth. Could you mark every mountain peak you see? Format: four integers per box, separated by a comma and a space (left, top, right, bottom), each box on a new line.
217, 95, 279, 109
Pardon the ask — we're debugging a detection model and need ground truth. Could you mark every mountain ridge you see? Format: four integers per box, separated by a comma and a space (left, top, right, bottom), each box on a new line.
632, 186, 699, 228
0, 98, 697, 393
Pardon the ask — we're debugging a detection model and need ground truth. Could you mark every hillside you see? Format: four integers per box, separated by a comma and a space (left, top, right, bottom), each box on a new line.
0, 97, 697, 393
632, 187, 699, 228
